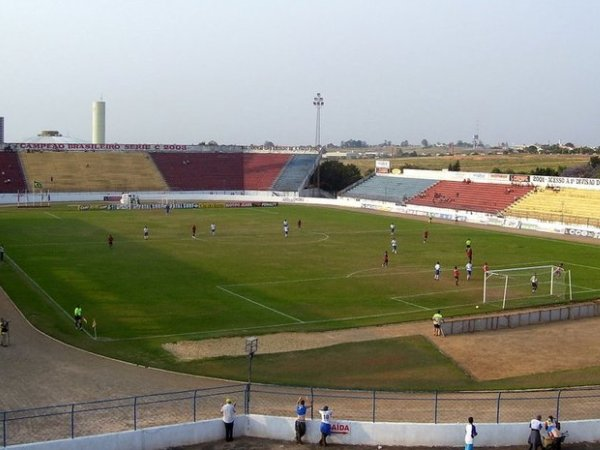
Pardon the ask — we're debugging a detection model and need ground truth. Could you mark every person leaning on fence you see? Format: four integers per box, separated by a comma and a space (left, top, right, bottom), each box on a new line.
528, 414, 544, 450
295, 396, 311, 444
318, 405, 333, 446
220, 398, 236, 442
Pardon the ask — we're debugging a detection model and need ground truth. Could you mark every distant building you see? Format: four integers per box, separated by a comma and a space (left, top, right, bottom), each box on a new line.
23, 130, 86, 144
0, 117, 4, 144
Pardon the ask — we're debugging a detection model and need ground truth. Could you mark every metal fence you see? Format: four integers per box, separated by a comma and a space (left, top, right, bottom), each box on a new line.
3, 384, 600, 447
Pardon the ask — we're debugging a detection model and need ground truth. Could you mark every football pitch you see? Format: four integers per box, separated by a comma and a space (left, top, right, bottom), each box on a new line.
1, 204, 599, 346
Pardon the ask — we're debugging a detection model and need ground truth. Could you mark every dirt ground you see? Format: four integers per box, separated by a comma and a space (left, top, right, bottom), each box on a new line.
164, 313, 600, 381
174, 435, 595, 449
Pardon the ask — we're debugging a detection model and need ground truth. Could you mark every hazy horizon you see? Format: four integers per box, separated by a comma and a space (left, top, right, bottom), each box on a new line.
1, 0, 599, 147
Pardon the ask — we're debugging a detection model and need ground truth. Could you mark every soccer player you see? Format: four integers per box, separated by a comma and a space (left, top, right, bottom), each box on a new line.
143, 225, 149, 240
434, 261, 441, 280
531, 273, 538, 293
382, 251, 389, 268
192, 224, 196, 239
210, 223, 216, 236
483, 262, 489, 273
466, 247, 473, 263
283, 223, 289, 238
391, 238, 398, 254
466, 262, 473, 280
554, 263, 565, 278
107, 234, 114, 249
465, 238, 471, 249
390, 223, 396, 235
423, 230, 429, 243
453, 266, 460, 286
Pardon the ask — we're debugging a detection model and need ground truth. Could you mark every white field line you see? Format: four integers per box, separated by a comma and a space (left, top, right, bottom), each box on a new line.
216, 285, 304, 323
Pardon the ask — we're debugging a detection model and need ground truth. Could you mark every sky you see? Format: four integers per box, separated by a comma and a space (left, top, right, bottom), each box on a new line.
1, 0, 599, 147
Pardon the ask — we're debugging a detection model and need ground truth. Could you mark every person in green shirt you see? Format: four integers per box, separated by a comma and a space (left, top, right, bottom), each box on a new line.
432, 310, 444, 336
74, 305, 83, 330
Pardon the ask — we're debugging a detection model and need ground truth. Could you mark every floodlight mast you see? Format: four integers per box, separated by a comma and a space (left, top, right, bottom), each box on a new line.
313, 93, 324, 194
313, 93, 324, 148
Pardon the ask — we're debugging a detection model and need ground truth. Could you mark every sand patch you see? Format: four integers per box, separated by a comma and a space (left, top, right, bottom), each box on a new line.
163, 316, 600, 381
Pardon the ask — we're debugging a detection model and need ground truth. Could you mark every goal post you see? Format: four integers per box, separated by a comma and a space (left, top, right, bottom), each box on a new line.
483, 265, 572, 309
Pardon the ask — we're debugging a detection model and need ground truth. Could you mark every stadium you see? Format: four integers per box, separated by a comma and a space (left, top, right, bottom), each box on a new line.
1, 142, 600, 449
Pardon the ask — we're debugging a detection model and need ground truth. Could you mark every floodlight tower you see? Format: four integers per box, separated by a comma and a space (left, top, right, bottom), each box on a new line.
313, 93, 324, 194
313, 93, 324, 148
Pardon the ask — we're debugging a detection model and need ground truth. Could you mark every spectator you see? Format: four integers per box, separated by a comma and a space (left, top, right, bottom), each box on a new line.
318, 405, 333, 446
465, 416, 477, 450
220, 398, 236, 442
295, 397, 311, 444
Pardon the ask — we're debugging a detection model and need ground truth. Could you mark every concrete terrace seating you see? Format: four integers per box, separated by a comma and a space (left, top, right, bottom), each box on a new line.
343, 175, 438, 203
0, 151, 27, 193
408, 180, 533, 214
150, 152, 293, 191
19, 152, 168, 192
151, 152, 243, 190
271, 154, 319, 191
505, 187, 600, 226
242, 153, 291, 190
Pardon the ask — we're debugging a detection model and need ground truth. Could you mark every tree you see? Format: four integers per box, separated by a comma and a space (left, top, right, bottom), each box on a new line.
421, 139, 429, 148
448, 160, 461, 171
263, 141, 275, 149
400, 140, 410, 147
314, 160, 362, 193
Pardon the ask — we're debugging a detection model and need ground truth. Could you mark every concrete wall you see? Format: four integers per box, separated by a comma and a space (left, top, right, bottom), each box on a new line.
7, 416, 599, 450
9, 418, 245, 450
443, 302, 600, 336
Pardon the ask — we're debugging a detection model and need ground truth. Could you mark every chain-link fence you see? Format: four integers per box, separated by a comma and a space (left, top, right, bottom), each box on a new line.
3, 384, 600, 447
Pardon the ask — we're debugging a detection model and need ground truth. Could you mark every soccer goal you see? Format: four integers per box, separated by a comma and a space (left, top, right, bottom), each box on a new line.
483, 265, 572, 309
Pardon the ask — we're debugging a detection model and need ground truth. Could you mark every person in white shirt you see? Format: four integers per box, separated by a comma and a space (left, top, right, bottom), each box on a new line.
466, 262, 473, 280
319, 405, 333, 446
528, 414, 544, 450
531, 274, 538, 293
465, 416, 477, 450
220, 398, 236, 442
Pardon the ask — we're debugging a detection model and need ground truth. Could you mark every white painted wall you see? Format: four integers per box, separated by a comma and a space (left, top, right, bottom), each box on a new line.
7, 416, 598, 450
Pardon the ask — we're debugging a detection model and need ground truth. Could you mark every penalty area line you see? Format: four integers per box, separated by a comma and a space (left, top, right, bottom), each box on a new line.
392, 298, 429, 310
217, 285, 304, 323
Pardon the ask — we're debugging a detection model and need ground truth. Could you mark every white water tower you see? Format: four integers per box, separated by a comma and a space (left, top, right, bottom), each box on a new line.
92, 100, 106, 144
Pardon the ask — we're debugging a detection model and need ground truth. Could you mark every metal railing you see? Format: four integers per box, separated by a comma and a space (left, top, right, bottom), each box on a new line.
3, 384, 600, 447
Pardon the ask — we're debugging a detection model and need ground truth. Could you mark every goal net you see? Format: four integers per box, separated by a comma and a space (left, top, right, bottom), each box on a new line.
483, 265, 572, 309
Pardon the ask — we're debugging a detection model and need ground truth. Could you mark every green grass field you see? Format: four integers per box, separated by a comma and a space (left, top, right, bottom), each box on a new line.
347, 153, 590, 176
1, 203, 599, 389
